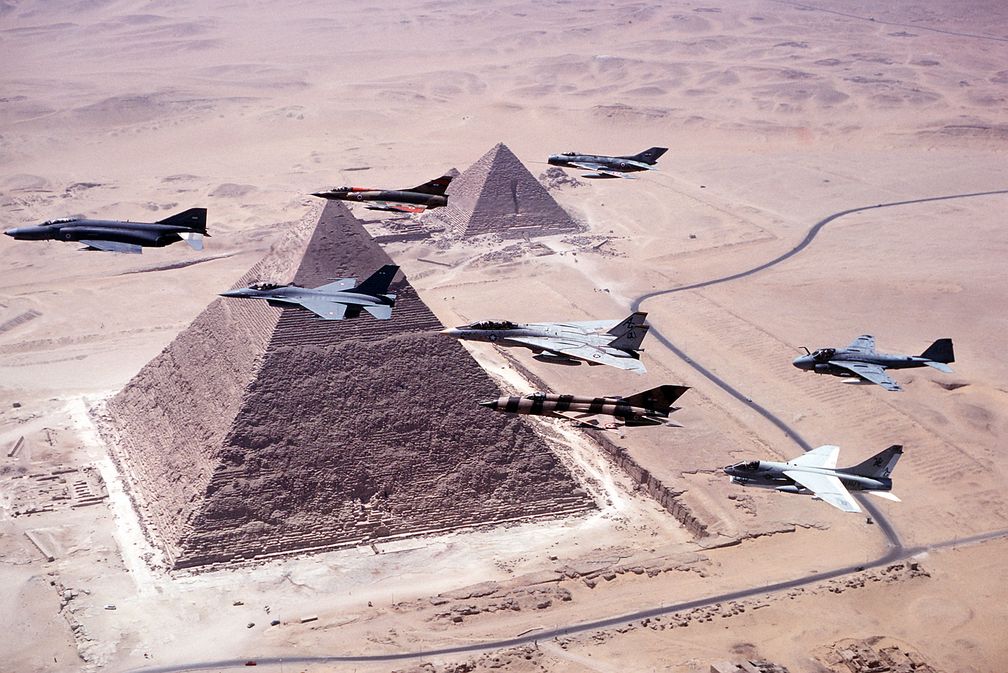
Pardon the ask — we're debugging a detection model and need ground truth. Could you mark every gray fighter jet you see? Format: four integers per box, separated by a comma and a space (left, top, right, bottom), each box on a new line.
792, 335, 954, 392
479, 385, 689, 429
220, 264, 399, 320
441, 312, 650, 373
724, 444, 902, 513
547, 147, 667, 179
3, 208, 208, 254
311, 175, 452, 213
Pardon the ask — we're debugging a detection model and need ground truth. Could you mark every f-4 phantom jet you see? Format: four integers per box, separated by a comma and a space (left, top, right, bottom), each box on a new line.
4, 208, 208, 254
547, 147, 667, 179
311, 175, 452, 213
724, 444, 903, 513
792, 334, 954, 392
220, 264, 399, 320
441, 312, 650, 373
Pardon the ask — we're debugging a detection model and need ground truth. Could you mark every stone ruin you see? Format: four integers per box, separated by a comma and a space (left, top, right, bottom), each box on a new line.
425, 142, 580, 238
102, 202, 593, 568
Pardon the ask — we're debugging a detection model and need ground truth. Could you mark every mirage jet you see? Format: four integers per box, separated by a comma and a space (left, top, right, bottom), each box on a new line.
220, 264, 399, 320
3, 208, 208, 254
480, 384, 689, 430
547, 147, 668, 179
792, 334, 954, 392
724, 444, 903, 514
311, 174, 452, 213
441, 312, 650, 373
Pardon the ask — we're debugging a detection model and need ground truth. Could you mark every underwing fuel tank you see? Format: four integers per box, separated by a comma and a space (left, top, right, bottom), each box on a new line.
533, 353, 582, 366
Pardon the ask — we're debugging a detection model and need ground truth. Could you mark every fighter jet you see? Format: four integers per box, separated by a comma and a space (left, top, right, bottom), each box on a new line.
547, 147, 668, 179
792, 335, 954, 392
441, 312, 650, 373
311, 175, 452, 213
3, 208, 208, 254
219, 264, 399, 320
724, 444, 903, 513
479, 385, 689, 430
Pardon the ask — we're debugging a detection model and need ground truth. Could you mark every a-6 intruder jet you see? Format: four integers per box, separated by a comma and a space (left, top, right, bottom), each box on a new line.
220, 264, 399, 320
441, 312, 650, 373
724, 444, 903, 513
479, 384, 689, 430
547, 147, 667, 179
3, 208, 208, 254
792, 334, 954, 392
311, 175, 452, 213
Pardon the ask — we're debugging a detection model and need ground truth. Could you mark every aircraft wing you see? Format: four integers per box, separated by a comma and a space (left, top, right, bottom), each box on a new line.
551, 410, 617, 428
510, 336, 647, 374
830, 360, 901, 391
790, 444, 840, 469
846, 334, 876, 354
783, 470, 862, 513
80, 239, 142, 254
297, 298, 349, 320
569, 162, 634, 179
365, 202, 426, 214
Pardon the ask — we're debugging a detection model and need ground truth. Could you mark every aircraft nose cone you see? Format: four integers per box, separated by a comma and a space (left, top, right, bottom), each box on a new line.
478, 400, 496, 409
439, 327, 461, 337
219, 289, 244, 298
4, 227, 17, 237
792, 355, 812, 370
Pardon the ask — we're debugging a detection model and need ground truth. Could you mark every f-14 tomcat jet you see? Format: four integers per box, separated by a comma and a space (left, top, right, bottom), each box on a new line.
220, 264, 399, 320
441, 312, 650, 373
724, 444, 903, 513
792, 334, 954, 392
480, 385, 689, 429
547, 147, 667, 178
311, 175, 452, 213
3, 208, 208, 254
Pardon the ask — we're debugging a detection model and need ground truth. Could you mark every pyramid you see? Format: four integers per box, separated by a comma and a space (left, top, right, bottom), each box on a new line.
103, 202, 593, 568
429, 143, 579, 238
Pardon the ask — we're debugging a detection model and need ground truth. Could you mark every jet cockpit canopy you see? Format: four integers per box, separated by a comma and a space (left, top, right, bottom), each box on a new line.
561, 151, 577, 156
812, 348, 836, 360
43, 217, 77, 225
730, 460, 760, 472
468, 320, 518, 330
249, 281, 289, 291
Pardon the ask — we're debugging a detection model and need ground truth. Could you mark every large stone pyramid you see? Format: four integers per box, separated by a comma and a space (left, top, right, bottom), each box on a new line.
429, 143, 579, 238
103, 202, 593, 568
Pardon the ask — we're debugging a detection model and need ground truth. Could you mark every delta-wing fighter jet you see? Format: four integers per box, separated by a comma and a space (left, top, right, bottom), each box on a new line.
3, 208, 208, 254
311, 175, 452, 213
547, 147, 667, 179
220, 264, 399, 320
792, 334, 954, 391
724, 444, 903, 513
479, 384, 689, 429
441, 312, 650, 373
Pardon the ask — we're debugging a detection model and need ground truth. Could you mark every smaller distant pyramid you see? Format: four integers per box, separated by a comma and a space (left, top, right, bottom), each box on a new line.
430, 143, 579, 238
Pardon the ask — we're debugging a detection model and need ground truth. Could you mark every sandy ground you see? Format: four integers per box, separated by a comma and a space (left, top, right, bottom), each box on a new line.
2, 1, 1007, 672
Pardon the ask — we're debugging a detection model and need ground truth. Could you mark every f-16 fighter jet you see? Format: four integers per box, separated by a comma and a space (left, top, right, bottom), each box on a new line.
3, 208, 208, 254
792, 335, 954, 392
547, 147, 667, 179
441, 312, 650, 373
479, 385, 689, 429
724, 444, 903, 514
220, 264, 399, 320
311, 175, 452, 213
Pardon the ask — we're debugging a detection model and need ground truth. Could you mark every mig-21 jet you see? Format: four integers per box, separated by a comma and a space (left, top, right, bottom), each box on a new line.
792, 334, 954, 392
220, 264, 399, 320
3, 208, 208, 254
547, 147, 667, 179
441, 312, 650, 373
724, 444, 903, 513
311, 175, 452, 213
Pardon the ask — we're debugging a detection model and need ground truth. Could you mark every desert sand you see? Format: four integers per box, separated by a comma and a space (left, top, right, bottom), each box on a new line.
2, 1, 1007, 672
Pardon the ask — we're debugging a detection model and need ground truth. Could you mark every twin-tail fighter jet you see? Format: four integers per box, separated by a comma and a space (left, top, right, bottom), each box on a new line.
220, 264, 399, 321
441, 312, 650, 373
792, 334, 954, 392
547, 147, 668, 179
724, 444, 903, 513
311, 175, 452, 213
4, 208, 208, 254
479, 384, 689, 430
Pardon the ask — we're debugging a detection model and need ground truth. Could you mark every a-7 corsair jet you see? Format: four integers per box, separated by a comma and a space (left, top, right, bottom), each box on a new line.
220, 264, 399, 320
724, 444, 903, 513
441, 312, 650, 373
547, 147, 667, 179
311, 175, 452, 213
792, 334, 954, 392
4, 208, 208, 254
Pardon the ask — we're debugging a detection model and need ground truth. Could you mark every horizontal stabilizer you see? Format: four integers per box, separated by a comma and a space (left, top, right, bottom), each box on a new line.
363, 304, 393, 320
179, 232, 204, 251
869, 490, 901, 502
924, 361, 953, 373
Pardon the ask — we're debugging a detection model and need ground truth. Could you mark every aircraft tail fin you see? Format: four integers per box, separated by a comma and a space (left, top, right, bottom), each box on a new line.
845, 445, 903, 479
158, 207, 208, 233
625, 147, 668, 165
409, 175, 453, 196
354, 264, 400, 296
920, 338, 954, 364
621, 385, 689, 413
